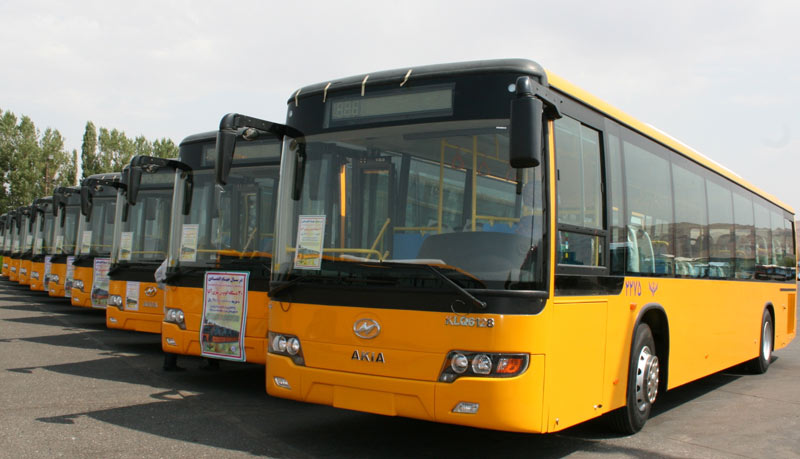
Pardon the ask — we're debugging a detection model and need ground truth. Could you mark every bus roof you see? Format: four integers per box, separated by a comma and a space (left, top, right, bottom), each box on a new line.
287, 58, 792, 215
545, 71, 793, 214
179, 131, 216, 146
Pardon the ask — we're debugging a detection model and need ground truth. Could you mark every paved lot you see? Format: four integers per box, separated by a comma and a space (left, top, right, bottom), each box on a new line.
0, 278, 798, 458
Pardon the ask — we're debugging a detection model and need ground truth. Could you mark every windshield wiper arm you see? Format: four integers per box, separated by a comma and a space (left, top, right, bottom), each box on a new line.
269, 274, 315, 298
425, 265, 486, 310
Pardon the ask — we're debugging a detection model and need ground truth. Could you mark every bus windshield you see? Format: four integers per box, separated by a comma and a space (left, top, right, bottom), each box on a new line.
273, 119, 545, 292
171, 139, 280, 269
34, 206, 54, 256
21, 213, 32, 255
61, 205, 81, 256
82, 196, 116, 256
118, 170, 174, 264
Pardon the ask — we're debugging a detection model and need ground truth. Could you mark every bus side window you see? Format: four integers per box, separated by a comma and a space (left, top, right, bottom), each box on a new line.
623, 137, 673, 276
554, 115, 605, 268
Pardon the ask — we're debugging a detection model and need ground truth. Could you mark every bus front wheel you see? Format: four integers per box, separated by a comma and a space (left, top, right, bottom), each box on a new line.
748, 308, 773, 374
611, 322, 659, 434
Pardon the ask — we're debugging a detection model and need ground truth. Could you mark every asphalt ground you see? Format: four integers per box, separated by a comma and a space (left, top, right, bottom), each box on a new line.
0, 278, 798, 459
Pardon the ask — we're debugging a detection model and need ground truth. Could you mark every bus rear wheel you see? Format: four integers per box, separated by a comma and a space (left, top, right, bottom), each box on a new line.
747, 308, 773, 374
611, 323, 659, 434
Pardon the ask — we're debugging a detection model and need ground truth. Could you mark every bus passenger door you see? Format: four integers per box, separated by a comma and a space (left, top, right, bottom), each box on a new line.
548, 299, 608, 430
351, 158, 396, 259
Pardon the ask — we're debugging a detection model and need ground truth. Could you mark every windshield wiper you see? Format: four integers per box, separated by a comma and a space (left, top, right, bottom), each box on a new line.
424, 264, 487, 310
269, 274, 319, 298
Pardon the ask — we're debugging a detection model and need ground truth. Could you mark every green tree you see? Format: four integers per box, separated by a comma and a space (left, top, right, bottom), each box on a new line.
39, 128, 71, 195
8, 115, 41, 207
81, 121, 100, 179
99, 127, 135, 172
0, 109, 17, 211
152, 137, 179, 159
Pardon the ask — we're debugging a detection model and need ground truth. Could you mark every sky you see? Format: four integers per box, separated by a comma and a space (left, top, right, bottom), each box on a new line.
1, 0, 799, 210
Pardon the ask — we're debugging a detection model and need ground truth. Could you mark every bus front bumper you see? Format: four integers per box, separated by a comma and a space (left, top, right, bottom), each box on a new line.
265, 353, 546, 433
161, 323, 267, 364
107, 308, 162, 334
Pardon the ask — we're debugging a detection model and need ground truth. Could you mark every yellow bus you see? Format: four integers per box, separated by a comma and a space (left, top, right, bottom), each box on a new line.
48, 186, 82, 298
29, 197, 55, 292
161, 125, 282, 365
71, 173, 122, 308
265, 59, 797, 434
107, 158, 182, 333
17, 204, 35, 286
1, 212, 9, 277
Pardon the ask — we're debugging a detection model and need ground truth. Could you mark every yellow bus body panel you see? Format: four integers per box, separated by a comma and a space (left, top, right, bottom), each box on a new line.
48, 262, 67, 297
18, 259, 31, 285
70, 265, 93, 308
8, 258, 20, 282
267, 302, 550, 432
162, 285, 269, 364
106, 280, 163, 334
2, 257, 8, 277
266, 274, 796, 433
28, 261, 45, 291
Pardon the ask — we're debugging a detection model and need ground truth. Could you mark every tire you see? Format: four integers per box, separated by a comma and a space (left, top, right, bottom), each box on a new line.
748, 309, 773, 374
610, 323, 660, 434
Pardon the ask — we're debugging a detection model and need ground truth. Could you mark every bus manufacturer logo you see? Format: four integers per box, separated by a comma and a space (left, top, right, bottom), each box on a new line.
351, 350, 385, 363
144, 286, 158, 297
353, 318, 381, 339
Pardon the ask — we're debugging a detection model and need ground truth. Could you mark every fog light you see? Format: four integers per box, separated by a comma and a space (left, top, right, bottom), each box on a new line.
165, 338, 176, 346
286, 337, 301, 355
452, 402, 479, 414
273, 377, 291, 389
451, 353, 469, 374
471, 354, 492, 375
109, 317, 118, 323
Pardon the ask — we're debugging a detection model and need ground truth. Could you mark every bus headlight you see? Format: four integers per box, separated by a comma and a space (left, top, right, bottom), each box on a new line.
73, 279, 84, 291
50, 274, 60, 284
439, 351, 529, 383
164, 308, 186, 329
450, 353, 469, 374
31, 271, 40, 280
108, 295, 123, 309
268, 332, 304, 366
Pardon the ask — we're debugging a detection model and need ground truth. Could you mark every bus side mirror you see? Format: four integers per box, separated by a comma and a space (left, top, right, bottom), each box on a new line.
292, 142, 306, 201
183, 172, 193, 215
216, 129, 237, 186
80, 187, 92, 219
510, 76, 543, 169
127, 167, 142, 206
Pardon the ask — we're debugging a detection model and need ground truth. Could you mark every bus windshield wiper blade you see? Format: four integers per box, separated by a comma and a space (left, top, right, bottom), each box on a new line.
424, 264, 487, 310
269, 274, 315, 298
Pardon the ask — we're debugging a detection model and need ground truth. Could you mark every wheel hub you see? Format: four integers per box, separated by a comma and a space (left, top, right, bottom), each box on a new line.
762, 319, 773, 362
635, 345, 659, 411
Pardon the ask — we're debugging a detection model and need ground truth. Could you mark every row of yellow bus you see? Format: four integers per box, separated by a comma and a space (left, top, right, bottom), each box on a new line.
1, 59, 796, 435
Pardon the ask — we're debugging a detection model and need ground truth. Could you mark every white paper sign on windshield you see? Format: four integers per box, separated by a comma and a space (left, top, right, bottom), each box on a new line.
180, 224, 199, 263
80, 231, 92, 254
294, 215, 326, 270
119, 232, 133, 261
200, 271, 249, 362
